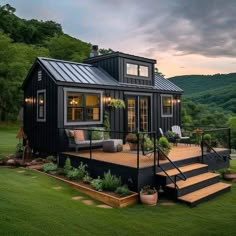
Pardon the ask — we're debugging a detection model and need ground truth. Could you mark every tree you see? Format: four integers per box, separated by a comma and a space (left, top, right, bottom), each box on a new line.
46, 34, 90, 62
227, 117, 236, 149
154, 67, 165, 77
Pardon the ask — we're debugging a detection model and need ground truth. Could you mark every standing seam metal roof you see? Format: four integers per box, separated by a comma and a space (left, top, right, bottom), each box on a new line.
38, 57, 120, 86
154, 75, 183, 92
37, 57, 183, 92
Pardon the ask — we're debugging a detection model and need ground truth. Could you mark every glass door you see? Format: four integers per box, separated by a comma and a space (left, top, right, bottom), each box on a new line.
126, 96, 150, 132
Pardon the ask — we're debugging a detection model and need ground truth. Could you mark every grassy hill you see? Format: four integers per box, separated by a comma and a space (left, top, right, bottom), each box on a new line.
169, 73, 236, 114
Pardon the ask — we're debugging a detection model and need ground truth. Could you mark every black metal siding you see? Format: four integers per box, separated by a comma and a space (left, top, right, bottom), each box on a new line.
23, 64, 58, 154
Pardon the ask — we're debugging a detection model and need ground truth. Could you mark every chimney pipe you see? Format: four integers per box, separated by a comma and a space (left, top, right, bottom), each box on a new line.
90, 45, 99, 57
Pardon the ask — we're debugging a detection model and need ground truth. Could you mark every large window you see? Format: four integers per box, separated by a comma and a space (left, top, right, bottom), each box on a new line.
65, 89, 102, 124
161, 95, 173, 117
126, 63, 149, 78
37, 89, 46, 122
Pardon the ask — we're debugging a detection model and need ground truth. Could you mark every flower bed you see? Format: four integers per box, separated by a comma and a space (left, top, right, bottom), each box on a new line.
33, 169, 138, 208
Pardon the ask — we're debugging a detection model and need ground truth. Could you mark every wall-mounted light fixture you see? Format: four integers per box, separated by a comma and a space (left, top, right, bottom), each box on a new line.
104, 96, 111, 105
25, 97, 34, 104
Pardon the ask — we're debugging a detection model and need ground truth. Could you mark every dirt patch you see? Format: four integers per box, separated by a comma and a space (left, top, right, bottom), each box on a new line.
72, 196, 83, 200
52, 186, 62, 190
160, 201, 176, 206
97, 204, 113, 209
82, 199, 95, 205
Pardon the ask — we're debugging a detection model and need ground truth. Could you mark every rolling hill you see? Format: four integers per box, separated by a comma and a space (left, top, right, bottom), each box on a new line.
169, 73, 236, 114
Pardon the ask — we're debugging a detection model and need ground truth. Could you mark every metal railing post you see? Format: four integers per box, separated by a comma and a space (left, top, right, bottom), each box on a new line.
201, 132, 204, 163
153, 132, 157, 174
228, 128, 231, 154
89, 130, 92, 160
137, 132, 140, 169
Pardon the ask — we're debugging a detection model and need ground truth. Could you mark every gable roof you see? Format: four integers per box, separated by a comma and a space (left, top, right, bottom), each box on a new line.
37, 57, 120, 87
154, 75, 183, 92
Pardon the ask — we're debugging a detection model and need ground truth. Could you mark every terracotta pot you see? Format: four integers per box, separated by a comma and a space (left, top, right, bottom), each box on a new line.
128, 143, 140, 151
223, 173, 236, 181
140, 192, 158, 206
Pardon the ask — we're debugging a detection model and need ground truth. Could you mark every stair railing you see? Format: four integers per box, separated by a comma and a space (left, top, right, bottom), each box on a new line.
156, 145, 187, 190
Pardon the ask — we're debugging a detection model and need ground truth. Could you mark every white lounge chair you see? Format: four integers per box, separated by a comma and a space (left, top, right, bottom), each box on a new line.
171, 125, 190, 144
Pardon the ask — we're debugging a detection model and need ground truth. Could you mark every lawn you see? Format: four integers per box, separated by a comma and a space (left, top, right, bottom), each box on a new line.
0, 122, 20, 155
0, 167, 236, 236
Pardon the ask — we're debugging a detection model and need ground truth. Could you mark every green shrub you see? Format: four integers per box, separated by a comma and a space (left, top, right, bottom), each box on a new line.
102, 170, 121, 191
115, 185, 131, 197
42, 163, 57, 173
91, 128, 104, 140
0, 155, 8, 162
91, 177, 103, 191
83, 174, 93, 184
64, 158, 72, 175
66, 168, 80, 180
46, 156, 56, 162
143, 135, 154, 151
77, 162, 88, 179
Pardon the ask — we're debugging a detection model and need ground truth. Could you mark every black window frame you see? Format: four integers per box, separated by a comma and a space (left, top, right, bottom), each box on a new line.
37, 89, 46, 122
125, 59, 150, 79
64, 88, 103, 125
161, 94, 173, 117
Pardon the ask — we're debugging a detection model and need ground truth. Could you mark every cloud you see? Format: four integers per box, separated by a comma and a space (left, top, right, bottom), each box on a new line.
135, 0, 236, 58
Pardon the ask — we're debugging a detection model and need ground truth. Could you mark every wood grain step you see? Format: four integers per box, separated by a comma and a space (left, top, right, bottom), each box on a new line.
178, 182, 231, 206
156, 163, 208, 177
166, 172, 220, 189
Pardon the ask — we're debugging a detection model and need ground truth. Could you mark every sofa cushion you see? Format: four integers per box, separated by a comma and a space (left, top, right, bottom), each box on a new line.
74, 130, 85, 142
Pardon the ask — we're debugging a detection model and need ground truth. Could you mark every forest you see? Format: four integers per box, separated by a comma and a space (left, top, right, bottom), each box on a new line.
0, 3, 235, 148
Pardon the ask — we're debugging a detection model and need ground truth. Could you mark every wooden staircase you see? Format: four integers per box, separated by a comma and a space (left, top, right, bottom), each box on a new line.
156, 160, 231, 207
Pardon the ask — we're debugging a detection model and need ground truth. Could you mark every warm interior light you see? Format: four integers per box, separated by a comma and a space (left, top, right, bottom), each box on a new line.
39, 99, 44, 104
70, 99, 78, 105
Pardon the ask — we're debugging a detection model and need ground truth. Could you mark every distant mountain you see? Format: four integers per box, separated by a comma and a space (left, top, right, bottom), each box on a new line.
169, 73, 236, 114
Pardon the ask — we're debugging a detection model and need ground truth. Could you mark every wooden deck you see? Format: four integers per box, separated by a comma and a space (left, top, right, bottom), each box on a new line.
63, 144, 204, 168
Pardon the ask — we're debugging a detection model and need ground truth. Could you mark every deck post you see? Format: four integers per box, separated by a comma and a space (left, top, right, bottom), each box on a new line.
201, 132, 204, 163
89, 130, 92, 160
228, 128, 231, 154
137, 132, 140, 169
153, 132, 157, 173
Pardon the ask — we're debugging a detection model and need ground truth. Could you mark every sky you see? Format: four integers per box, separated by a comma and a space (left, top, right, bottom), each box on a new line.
2, 0, 236, 77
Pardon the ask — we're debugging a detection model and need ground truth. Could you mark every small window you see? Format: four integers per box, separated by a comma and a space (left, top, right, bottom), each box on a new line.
37, 90, 46, 122
161, 95, 173, 117
66, 91, 101, 123
139, 65, 149, 77
127, 63, 138, 76
38, 70, 42, 81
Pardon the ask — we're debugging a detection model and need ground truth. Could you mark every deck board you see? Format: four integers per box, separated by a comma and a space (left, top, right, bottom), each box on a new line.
63, 144, 203, 168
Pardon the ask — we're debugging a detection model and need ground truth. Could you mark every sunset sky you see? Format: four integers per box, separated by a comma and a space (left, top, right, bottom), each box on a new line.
2, 0, 236, 77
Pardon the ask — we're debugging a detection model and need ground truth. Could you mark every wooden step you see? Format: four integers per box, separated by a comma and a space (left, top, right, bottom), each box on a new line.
166, 172, 220, 189
156, 163, 208, 177
178, 182, 231, 206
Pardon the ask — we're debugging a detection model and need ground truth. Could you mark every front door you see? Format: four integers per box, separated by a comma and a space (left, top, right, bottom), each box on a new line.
126, 96, 150, 132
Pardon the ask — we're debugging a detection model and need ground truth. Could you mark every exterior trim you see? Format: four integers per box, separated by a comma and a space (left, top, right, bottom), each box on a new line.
161, 94, 173, 118
63, 88, 103, 126
36, 89, 46, 122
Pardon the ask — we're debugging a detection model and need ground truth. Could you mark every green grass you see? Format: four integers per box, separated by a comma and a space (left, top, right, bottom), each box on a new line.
0, 122, 20, 155
0, 167, 236, 236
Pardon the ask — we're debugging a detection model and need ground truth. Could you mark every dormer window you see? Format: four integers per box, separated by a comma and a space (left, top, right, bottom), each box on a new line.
127, 63, 138, 76
126, 62, 149, 78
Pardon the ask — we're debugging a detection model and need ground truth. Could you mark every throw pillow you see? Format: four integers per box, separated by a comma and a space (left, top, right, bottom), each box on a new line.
74, 130, 85, 142
69, 130, 74, 137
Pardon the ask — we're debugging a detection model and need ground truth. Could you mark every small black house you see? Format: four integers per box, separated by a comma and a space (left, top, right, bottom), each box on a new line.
22, 51, 183, 154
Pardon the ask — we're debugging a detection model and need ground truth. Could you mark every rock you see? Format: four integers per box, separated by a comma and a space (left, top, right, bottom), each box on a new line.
6, 159, 16, 165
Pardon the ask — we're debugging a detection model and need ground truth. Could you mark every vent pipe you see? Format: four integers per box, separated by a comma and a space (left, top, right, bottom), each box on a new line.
90, 45, 99, 57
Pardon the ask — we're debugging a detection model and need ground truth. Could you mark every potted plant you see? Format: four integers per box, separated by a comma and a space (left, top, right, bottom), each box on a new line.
108, 99, 125, 109
158, 136, 171, 160
221, 168, 236, 182
165, 130, 179, 145
140, 185, 158, 206
126, 133, 139, 151
203, 134, 211, 152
